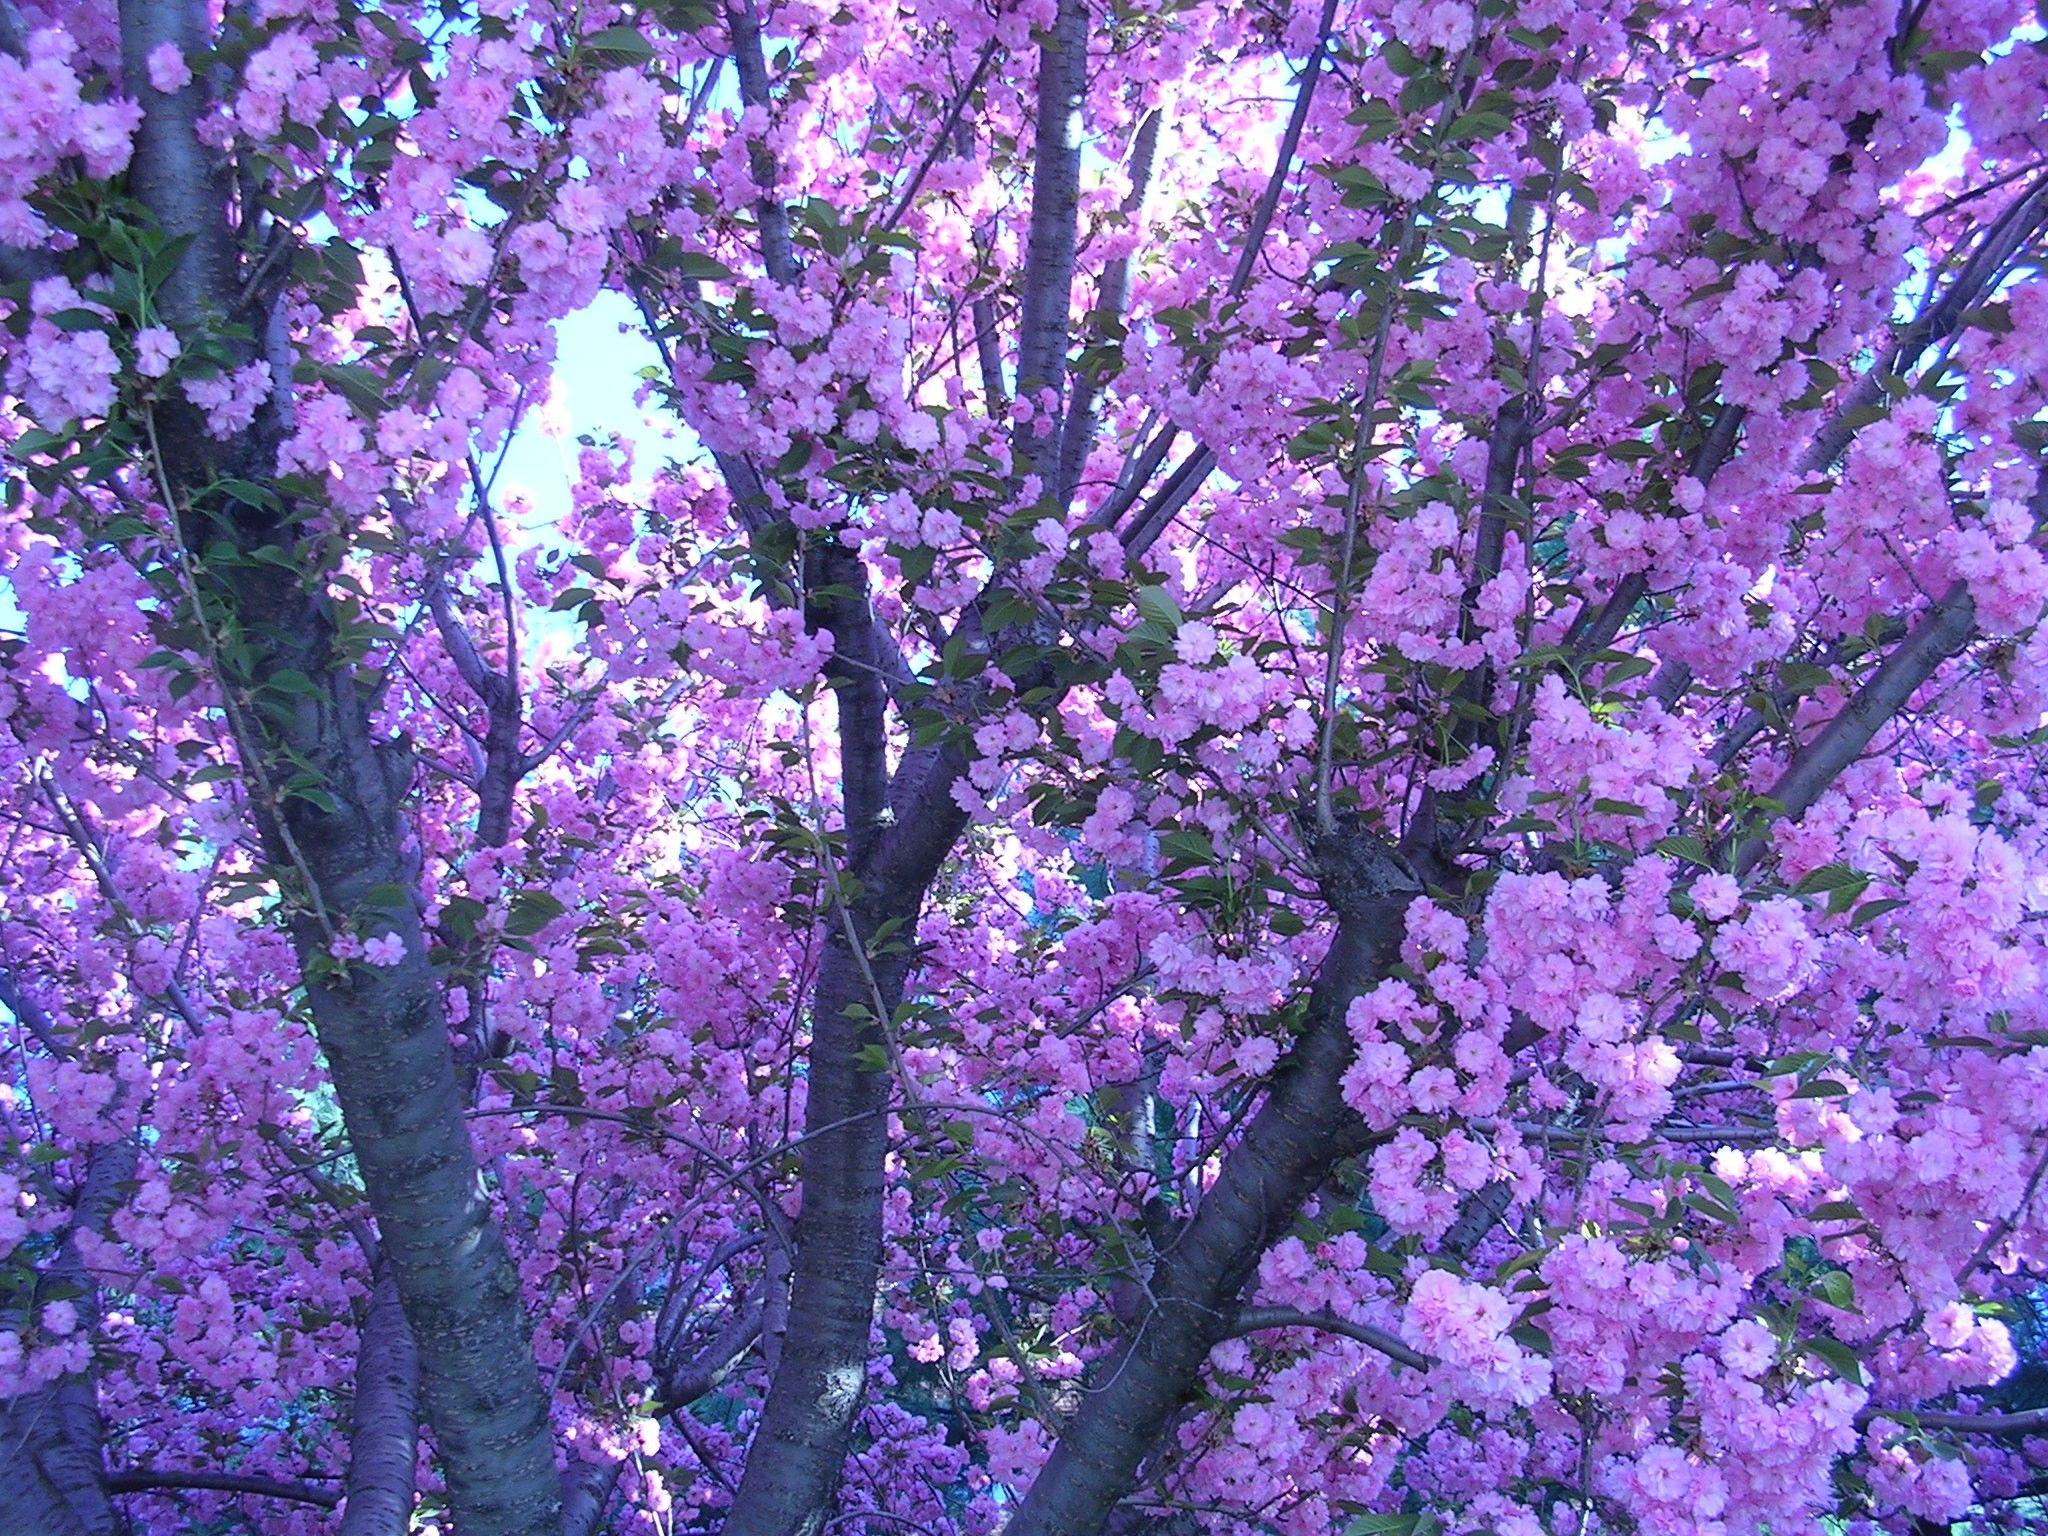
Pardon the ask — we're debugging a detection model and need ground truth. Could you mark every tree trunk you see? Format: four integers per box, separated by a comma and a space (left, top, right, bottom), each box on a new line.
1007, 830, 1417, 1536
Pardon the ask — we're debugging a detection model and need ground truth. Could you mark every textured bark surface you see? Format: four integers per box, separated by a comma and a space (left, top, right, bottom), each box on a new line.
339, 1269, 422, 1536
0, 1140, 136, 1536
720, 920, 913, 1536
719, 11, 1092, 1518
1006, 830, 1419, 1536
113, 6, 564, 1531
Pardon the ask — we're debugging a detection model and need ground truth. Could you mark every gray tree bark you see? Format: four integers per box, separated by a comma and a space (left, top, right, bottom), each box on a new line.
114, 6, 564, 1531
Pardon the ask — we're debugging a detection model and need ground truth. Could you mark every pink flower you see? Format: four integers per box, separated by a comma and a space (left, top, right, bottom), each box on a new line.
146, 42, 191, 95
1924, 1302, 1974, 1351
134, 326, 180, 378
1233, 1036, 1279, 1077
18, 323, 118, 423
183, 362, 272, 438
1174, 621, 1219, 665
1719, 1319, 1776, 1377
363, 934, 405, 968
1695, 872, 1741, 921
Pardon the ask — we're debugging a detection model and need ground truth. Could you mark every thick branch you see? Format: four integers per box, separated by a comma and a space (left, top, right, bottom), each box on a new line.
338, 1268, 420, 1536
1005, 825, 1420, 1536
655, 1295, 766, 1410
105, 1471, 340, 1510
810, 541, 892, 860
0, 1138, 138, 1536
725, 2, 797, 287
1013, 0, 1089, 492
1734, 582, 1976, 871
1861, 1407, 2048, 1438
719, 906, 923, 1536
1221, 1307, 1430, 1372
562, 1461, 625, 1536
1056, 109, 1162, 509
1731, 462, 2047, 871
119, 0, 238, 329
120, 5, 563, 1528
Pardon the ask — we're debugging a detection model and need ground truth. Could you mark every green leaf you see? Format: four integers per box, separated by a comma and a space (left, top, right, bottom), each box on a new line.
1135, 585, 1182, 631
1790, 1077, 1850, 1099
264, 669, 326, 700
673, 251, 733, 283
1654, 835, 1712, 868
505, 890, 568, 937
1850, 897, 1908, 929
1793, 863, 1866, 899
1803, 1335, 1865, 1384
1157, 830, 1216, 868
1814, 1270, 1858, 1312
585, 24, 655, 60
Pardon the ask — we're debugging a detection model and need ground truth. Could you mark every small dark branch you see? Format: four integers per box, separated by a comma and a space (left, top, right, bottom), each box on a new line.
1089, 0, 1339, 538
0, 947, 77, 1060
0, 241, 55, 287
339, 1267, 419, 1536
1013, 0, 1090, 492
1407, 401, 1534, 861
725, 2, 798, 287
1056, 109, 1162, 509
713, 446, 780, 542
1119, 445, 1217, 558
1890, 0, 1936, 68
1224, 0, 1340, 302
471, 468, 526, 847
1469, 400, 1530, 600
1859, 1406, 2048, 1438
654, 1232, 766, 1357
628, 281, 918, 717
1566, 403, 1746, 661
1221, 1307, 1431, 1372
1966, 1139, 2048, 1278
106, 1470, 341, 1510
1803, 173, 2048, 473
656, 1295, 766, 1410
947, 115, 1010, 415
422, 573, 497, 702
881, 43, 999, 233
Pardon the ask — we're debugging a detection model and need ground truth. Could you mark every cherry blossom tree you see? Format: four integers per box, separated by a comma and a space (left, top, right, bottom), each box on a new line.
4, 1, 2048, 1535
